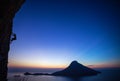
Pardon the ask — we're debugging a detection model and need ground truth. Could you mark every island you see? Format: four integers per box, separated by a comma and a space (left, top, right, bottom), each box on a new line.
52, 61, 101, 77
24, 61, 101, 77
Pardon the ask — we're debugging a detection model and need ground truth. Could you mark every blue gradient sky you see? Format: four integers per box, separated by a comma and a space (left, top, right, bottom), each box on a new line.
9, 0, 120, 69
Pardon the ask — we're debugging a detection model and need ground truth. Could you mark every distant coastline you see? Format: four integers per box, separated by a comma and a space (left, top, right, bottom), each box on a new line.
24, 72, 51, 75
24, 61, 101, 77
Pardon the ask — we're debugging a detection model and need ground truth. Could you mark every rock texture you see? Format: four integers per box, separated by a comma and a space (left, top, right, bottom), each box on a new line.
52, 61, 100, 77
0, 0, 25, 81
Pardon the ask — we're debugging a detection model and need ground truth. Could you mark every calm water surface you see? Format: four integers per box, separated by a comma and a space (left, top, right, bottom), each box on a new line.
8, 69, 120, 81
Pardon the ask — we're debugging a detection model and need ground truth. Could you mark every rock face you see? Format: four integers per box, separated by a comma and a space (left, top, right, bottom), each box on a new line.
0, 0, 25, 81
52, 61, 100, 77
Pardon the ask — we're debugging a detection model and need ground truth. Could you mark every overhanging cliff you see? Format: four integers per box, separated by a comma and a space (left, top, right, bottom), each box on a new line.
0, 0, 25, 81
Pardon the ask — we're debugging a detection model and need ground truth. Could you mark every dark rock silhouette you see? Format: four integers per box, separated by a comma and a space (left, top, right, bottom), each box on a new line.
0, 0, 25, 81
52, 61, 100, 77
24, 72, 32, 75
24, 72, 50, 75
24, 61, 100, 77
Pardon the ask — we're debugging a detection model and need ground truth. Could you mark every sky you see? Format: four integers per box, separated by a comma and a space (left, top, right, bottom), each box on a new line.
8, 0, 120, 71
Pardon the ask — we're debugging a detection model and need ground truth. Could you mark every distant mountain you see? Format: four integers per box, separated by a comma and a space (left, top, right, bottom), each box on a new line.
52, 61, 100, 77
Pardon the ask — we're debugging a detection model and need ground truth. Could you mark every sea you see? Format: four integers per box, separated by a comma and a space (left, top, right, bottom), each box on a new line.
7, 68, 120, 81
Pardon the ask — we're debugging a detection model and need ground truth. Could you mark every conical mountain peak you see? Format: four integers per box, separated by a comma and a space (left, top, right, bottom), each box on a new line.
52, 60, 100, 77
69, 60, 83, 67
71, 60, 78, 64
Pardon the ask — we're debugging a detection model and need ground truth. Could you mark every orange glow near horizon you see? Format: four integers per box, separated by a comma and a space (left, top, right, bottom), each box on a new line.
8, 61, 67, 69
87, 63, 120, 69
8, 63, 67, 69
8, 61, 120, 69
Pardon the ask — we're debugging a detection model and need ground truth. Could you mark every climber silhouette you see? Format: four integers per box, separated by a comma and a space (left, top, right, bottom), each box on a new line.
10, 33, 17, 43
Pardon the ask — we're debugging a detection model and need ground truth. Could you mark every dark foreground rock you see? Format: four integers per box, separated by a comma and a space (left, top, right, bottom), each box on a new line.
52, 61, 101, 77
0, 0, 25, 81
